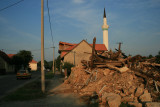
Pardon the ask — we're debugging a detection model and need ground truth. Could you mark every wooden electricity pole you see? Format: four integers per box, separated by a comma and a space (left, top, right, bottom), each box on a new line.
41, 0, 45, 93
52, 47, 55, 74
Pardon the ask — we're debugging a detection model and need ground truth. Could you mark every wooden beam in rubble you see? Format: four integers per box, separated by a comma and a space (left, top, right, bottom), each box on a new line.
91, 37, 96, 69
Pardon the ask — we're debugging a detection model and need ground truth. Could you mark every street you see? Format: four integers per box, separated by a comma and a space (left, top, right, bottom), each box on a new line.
0, 71, 87, 107
0, 71, 40, 99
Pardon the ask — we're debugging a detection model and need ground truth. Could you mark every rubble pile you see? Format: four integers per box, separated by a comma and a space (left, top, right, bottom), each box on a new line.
64, 63, 159, 106
63, 38, 160, 106
66, 65, 139, 96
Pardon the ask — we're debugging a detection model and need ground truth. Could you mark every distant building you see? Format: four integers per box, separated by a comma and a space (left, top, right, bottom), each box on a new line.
58, 8, 109, 65
0, 51, 15, 74
7, 54, 15, 58
29, 59, 37, 71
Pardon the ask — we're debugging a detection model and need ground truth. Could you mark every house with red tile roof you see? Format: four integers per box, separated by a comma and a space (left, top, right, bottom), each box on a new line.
7, 54, 16, 58
59, 40, 107, 65
0, 51, 15, 74
29, 59, 37, 71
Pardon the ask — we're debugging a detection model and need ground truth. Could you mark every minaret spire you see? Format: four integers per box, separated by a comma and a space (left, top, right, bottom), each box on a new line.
102, 8, 109, 50
103, 8, 106, 18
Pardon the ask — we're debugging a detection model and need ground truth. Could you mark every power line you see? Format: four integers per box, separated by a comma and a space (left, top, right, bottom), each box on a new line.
0, 0, 24, 12
46, 0, 54, 46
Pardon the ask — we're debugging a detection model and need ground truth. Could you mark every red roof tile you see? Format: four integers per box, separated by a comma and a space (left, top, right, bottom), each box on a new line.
60, 41, 107, 58
30, 59, 37, 63
61, 52, 68, 58
65, 45, 77, 51
90, 44, 107, 51
0, 51, 11, 63
59, 41, 76, 46
7, 54, 15, 58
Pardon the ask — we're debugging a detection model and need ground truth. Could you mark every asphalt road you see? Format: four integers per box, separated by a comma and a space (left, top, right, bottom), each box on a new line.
0, 71, 40, 99
0, 71, 87, 107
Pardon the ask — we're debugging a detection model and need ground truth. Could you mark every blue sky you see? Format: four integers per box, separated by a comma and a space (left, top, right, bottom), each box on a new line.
0, 0, 160, 61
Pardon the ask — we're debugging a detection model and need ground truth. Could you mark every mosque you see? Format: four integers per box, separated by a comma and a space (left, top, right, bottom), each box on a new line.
58, 8, 109, 65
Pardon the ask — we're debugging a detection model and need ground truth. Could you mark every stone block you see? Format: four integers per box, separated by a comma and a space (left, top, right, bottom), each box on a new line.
128, 102, 142, 107
102, 92, 121, 107
135, 86, 144, 97
145, 102, 160, 107
139, 92, 152, 102
121, 95, 134, 102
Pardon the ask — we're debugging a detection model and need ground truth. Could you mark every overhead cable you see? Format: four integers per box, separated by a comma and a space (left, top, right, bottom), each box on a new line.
46, 0, 54, 47
0, 0, 24, 12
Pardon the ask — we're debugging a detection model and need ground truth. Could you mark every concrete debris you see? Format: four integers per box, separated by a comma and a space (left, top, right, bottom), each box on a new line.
121, 95, 134, 102
135, 85, 144, 97
145, 102, 160, 107
128, 102, 142, 107
119, 66, 130, 73
139, 92, 152, 102
102, 92, 121, 107
63, 61, 160, 106
62, 38, 160, 106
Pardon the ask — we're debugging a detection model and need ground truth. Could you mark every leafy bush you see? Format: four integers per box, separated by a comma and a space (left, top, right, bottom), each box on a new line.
156, 51, 160, 64
62, 62, 74, 76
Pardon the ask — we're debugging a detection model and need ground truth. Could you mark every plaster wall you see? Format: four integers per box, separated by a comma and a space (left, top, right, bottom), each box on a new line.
64, 41, 92, 65
29, 63, 37, 71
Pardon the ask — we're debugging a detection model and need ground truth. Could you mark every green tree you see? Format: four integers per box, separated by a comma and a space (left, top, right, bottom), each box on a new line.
48, 61, 53, 70
37, 60, 50, 69
16, 50, 33, 69
62, 62, 74, 76
55, 55, 61, 71
148, 54, 153, 59
156, 51, 160, 64
11, 55, 23, 73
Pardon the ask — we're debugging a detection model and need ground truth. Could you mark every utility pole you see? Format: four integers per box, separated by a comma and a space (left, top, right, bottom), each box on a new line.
52, 46, 55, 74
41, 0, 45, 93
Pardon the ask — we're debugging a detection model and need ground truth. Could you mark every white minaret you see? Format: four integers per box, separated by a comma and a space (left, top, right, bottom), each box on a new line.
102, 8, 109, 50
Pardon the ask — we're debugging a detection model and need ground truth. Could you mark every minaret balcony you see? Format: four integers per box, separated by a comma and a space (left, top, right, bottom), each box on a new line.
102, 25, 109, 30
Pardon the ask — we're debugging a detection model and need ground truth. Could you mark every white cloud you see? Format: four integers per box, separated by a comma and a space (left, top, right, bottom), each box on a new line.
53, 2, 103, 42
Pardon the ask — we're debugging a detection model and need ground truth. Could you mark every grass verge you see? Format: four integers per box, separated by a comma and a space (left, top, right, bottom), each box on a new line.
2, 80, 46, 101
45, 71, 54, 79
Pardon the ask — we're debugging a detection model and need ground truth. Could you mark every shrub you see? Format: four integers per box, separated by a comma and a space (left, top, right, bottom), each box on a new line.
156, 51, 160, 64
62, 62, 74, 76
